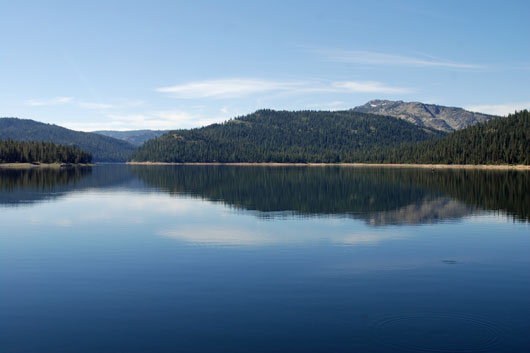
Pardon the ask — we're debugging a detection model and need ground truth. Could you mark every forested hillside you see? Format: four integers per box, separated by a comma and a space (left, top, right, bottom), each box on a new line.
0, 118, 135, 162
0, 139, 92, 163
130, 110, 444, 163
370, 110, 530, 165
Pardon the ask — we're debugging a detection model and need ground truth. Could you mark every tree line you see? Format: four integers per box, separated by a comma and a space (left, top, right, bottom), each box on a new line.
0, 139, 92, 164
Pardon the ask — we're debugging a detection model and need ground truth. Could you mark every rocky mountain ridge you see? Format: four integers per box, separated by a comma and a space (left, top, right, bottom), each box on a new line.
352, 100, 497, 132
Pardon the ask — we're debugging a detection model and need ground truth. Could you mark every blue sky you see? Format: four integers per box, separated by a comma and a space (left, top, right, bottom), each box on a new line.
1, 0, 529, 131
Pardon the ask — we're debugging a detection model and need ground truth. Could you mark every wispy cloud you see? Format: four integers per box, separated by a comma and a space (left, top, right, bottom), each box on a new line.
156, 79, 305, 99
465, 102, 530, 116
157, 78, 410, 99
321, 49, 486, 70
26, 97, 144, 111
26, 96, 74, 106
332, 81, 410, 94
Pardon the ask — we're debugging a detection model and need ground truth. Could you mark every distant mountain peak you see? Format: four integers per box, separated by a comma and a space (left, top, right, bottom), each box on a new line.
92, 130, 168, 146
353, 100, 497, 132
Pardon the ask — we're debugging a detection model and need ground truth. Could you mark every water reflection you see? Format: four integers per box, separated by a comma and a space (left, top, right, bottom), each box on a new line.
0, 165, 528, 224
366, 196, 474, 226
0, 165, 137, 206
129, 166, 529, 223
158, 219, 404, 246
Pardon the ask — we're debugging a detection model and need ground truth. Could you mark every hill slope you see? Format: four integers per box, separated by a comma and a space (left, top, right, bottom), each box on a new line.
93, 130, 168, 146
0, 118, 136, 162
130, 110, 445, 163
352, 100, 497, 132
369, 110, 530, 165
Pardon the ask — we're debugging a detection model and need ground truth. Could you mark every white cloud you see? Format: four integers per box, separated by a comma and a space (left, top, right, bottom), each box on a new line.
465, 102, 530, 116
332, 81, 410, 94
322, 49, 485, 70
156, 78, 305, 99
26, 96, 74, 106
157, 78, 410, 99
26, 97, 144, 111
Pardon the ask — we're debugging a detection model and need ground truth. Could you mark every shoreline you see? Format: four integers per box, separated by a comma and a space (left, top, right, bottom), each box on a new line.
127, 161, 530, 171
0, 163, 93, 169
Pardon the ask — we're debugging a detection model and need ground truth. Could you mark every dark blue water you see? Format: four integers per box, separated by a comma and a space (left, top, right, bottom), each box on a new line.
1, 165, 529, 352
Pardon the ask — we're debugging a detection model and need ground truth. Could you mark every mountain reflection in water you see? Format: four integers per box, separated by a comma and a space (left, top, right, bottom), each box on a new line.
0, 165, 528, 224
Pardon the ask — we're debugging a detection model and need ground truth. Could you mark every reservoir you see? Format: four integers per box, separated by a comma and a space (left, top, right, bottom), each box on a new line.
1, 165, 529, 352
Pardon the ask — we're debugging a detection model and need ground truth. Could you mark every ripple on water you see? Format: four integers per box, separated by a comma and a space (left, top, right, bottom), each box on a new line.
370, 313, 505, 353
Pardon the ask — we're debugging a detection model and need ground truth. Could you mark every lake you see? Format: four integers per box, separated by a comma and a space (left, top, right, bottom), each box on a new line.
1, 165, 529, 352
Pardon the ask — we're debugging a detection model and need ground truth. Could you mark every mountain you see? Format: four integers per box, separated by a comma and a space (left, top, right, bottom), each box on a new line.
352, 99, 497, 132
365, 110, 530, 165
92, 130, 168, 146
130, 109, 445, 163
0, 118, 135, 162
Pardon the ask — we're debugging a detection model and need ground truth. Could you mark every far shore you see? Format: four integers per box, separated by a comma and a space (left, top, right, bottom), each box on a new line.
127, 161, 530, 171
0, 162, 93, 169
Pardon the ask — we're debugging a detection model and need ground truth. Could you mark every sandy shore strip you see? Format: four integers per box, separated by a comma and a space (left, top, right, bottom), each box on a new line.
128, 161, 530, 171
0, 163, 93, 169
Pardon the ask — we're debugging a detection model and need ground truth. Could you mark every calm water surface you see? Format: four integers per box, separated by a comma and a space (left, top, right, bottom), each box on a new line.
1, 165, 529, 352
